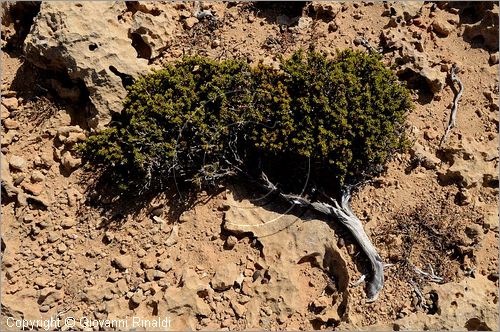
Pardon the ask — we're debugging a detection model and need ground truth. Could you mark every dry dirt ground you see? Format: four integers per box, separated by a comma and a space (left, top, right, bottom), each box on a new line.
1, 1, 499, 331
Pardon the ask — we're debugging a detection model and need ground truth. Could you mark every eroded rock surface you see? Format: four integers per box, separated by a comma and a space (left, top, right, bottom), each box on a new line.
24, 2, 151, 128
223, 187, 350, 327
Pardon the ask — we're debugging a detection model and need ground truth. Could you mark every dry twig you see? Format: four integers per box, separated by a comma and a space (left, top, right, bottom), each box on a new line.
440, 64, 464, 146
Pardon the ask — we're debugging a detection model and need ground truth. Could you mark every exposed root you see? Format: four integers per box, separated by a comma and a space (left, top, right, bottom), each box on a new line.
409, 280, 429, 310
352, 274, 367, 287
412, 263, 444, 283
440, 64, 464, 146
259, 173, 385, 302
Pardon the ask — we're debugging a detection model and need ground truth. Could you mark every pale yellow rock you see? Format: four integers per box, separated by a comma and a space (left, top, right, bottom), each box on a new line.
24, 2, 152, 129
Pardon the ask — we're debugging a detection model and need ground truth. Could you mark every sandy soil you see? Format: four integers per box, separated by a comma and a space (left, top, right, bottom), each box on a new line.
1, 2, 498, 331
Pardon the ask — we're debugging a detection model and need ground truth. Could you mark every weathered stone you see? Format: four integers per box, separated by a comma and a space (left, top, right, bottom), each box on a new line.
410, 143, 441, 170
24, 2, 150, 128
419, 66, 447, 94
389, 1, 424, 20
21, 182, 43, 196
309, 2, 342, 20
153, 270, 167, 279
1, 97, 18, 111
224, 235, 238, 250
47, 232, 60, 243
31, 170, 45, 182
9, 154, 26, 171
165, 225, 179, 247
1, 104, 10, 118
39, 288, 63, 305
483, 209, 499, 232
2, 130, 17, 146
130, 289, 144, 305
61, 151, 81, 171
130, 10, 175, 58
2, 289, 40, 321
157, 258, 173, 273
33, 276, 50, 288
211, 264, 239, 291
184, 17, 199, 29
113, 255, 133, 270
57, 242, 68, 254
140, 253, 156, 269
231, 299, 246, 318
297, 16, 312, 30
3, 118, 19, 130
489, 53, 499, 65
432, 19, 453, 37
462, 4, 499, 51
61, 217, 77, 229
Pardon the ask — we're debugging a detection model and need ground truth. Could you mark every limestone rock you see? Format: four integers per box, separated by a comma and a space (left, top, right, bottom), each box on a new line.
184, 17, 199, 29
130, 11, 175, 58
1, 97, 18, 111
410, 143, 441, 170
2, 289, 41, 321
1, 104, 10, 118
39, 288, 63, 306
432, 19, 453, 37
389, 2, 424, 21
8, 154, 26, 171
1, 152, 27, 204
21, 182, 43, 196
483, 207, 499, 232
382, 29, 446, 94
223, 185, 350, 324
211, 263, 239, 291
415, 65, 446, 94
31, 170, 45, 182
462, 3, 499, 51
160, 268, 211, 318
489, 53, 499, 65
1, 130, 17, 146
84, 284, 113, 303
130, 289, 145, 305
61, 151, 81, 171
440, 157, 494, 188
369, 275, 499, 330
224, 235, 238, 250
309, 2, 342, 21
165, 225, 179, 247
113, 254, 133, 270
24, 2, 150, 129
3, 118, 19, 130
157, 257, 173, 272
438, 138, 498, 188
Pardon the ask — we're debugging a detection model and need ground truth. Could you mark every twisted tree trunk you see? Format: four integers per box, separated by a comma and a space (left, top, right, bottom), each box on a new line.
313, 191, 384, 302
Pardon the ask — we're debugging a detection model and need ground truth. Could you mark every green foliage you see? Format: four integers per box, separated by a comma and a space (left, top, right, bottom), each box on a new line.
79, 50, 412, 195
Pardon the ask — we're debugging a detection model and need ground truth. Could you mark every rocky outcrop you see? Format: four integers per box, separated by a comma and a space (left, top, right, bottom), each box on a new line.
367, 275, 499, 330
381, 28, 447, 94
385, 1, 425, 22
223, 186, 350, 327
438, 138, 498, 188
130, 10, 176, 59
23, 2, 173, 129
458, 2, 499, 51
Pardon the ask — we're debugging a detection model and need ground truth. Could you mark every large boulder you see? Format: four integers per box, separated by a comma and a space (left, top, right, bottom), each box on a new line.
23, 2, 159, 129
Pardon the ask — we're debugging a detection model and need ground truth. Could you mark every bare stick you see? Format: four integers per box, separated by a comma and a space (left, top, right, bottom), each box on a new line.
412, 264, 444, 283
440, 65, 464, 146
